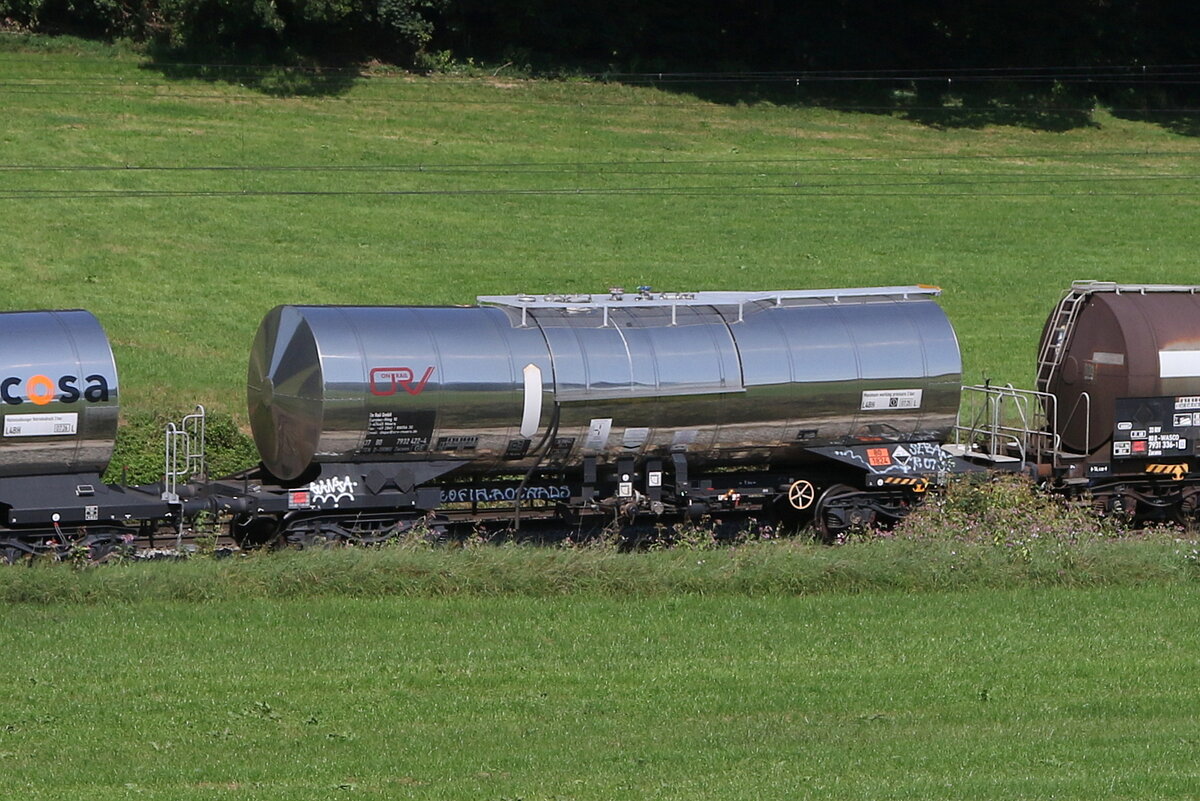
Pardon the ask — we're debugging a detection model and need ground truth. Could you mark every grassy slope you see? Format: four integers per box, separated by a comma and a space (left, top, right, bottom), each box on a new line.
3, 38, 1200, 799
2, 39, 1199, 418
1, 587, 1198, 800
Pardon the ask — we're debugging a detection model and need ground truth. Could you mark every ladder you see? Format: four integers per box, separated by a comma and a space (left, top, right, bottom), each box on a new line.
162, 405, 206, 504
1034, 283, 1095, 393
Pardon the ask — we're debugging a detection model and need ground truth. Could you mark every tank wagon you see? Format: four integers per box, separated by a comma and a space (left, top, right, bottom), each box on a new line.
10, 280, 1192, 561
0, 310, 191, 560
954, 280, 1200, 522
226, 286, 974, 544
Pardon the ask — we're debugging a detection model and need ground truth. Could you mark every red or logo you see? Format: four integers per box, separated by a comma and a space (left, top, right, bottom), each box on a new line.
369, 366, 435, 396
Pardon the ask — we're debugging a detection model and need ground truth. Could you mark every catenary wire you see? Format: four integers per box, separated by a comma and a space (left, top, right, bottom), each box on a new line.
0, 151, 1196, 173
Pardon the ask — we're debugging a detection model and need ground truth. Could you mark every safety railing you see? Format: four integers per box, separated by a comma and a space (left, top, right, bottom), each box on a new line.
953, 385, 1090, 471
162, 405, 206, 504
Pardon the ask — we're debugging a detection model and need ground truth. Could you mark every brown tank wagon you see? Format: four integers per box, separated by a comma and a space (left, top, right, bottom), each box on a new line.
956, 280, 1200, 522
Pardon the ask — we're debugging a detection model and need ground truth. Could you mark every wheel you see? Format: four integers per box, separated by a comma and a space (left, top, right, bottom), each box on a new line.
87, 539, 125, 563
814, 484, 874, 543
231, 515, 282, 549
1, 545, 28, 564
281, 514, 443, 548
786, 479, 816, 511
1180, 487, 1200, 525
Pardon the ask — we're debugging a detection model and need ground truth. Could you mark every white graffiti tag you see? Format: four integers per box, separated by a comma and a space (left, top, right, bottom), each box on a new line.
441, 485, 571, 504
309, 475, 359, 507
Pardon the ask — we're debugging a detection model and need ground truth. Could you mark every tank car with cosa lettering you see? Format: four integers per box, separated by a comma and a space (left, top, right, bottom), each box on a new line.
0, 310, 186, 560
230, 287, 975, 544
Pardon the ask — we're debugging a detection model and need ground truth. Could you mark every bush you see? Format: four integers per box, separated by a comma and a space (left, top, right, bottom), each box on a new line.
0, 0, 448, 66
893, 473, 1129, 548
103, 408, 258, 486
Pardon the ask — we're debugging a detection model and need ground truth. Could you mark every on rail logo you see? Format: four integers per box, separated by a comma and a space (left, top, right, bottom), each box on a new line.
369, 366, 435, 397
0, 373, 111, 406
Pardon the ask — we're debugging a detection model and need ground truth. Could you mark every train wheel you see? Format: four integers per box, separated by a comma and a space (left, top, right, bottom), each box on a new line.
814, 484, 874, 544
282, 519, 341, 549
231, 515, 282, 550
1180, 491, 1200, 527
87, 540, 122, 563
1103, 487, 1137, 524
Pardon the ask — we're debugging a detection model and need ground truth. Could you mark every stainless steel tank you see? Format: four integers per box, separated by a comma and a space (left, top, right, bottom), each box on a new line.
0, 310, 119, 476
1040, 281, 1200, 454
247, 288, 962, 481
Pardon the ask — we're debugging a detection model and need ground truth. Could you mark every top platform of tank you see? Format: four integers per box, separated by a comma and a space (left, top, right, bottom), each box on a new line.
478, 286, 941, 310
1069, 280, 1200, 295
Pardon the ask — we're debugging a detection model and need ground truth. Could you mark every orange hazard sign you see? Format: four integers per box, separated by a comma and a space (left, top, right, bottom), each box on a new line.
867, 447, 892, 467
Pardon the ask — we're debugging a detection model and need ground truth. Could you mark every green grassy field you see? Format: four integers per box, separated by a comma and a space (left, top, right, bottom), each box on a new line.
2, 36, 1199, 419
2, 587, 1199, 800
4, 36, 1200, 799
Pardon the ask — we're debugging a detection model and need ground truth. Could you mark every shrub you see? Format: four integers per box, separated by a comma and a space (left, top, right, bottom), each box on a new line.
893, 473, 1129, 547
0, 0, 448, 66
104, 408, 258, 486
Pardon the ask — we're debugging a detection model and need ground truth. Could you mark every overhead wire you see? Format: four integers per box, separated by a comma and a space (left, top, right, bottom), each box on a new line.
0, 150, 1196, 172
3, 155, 1197, 200
3, 176, 1200, 201
2, 56, 1196, 201
7, 58, 1200, 103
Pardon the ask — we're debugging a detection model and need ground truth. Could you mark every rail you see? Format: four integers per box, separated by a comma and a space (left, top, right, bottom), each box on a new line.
479, 286, 942, 327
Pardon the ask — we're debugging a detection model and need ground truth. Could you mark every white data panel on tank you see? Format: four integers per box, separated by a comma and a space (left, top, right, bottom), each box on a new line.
3, 412, 79, 437
1159, 350, 1200, 378
860, 389, 923, 411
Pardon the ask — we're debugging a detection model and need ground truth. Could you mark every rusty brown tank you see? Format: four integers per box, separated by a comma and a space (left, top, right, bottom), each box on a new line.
1039, 281, 1200, 455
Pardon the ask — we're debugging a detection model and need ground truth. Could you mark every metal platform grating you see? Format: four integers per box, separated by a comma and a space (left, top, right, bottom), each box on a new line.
478, 285, 942, 310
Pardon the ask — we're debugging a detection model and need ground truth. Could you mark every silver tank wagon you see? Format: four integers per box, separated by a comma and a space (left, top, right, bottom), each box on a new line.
0, 310, 119, 477
247, 287, 962, 481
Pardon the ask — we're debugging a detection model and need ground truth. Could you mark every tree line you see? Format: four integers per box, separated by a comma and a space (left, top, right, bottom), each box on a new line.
3, 1, 1196, 102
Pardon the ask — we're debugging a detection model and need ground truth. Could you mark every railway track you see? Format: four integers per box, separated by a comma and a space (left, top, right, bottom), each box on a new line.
0, 501, 790, 563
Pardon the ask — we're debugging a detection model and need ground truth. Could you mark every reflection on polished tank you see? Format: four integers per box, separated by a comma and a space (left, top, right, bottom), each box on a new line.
0, 310, 119, 477
247, 287, 962, 481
